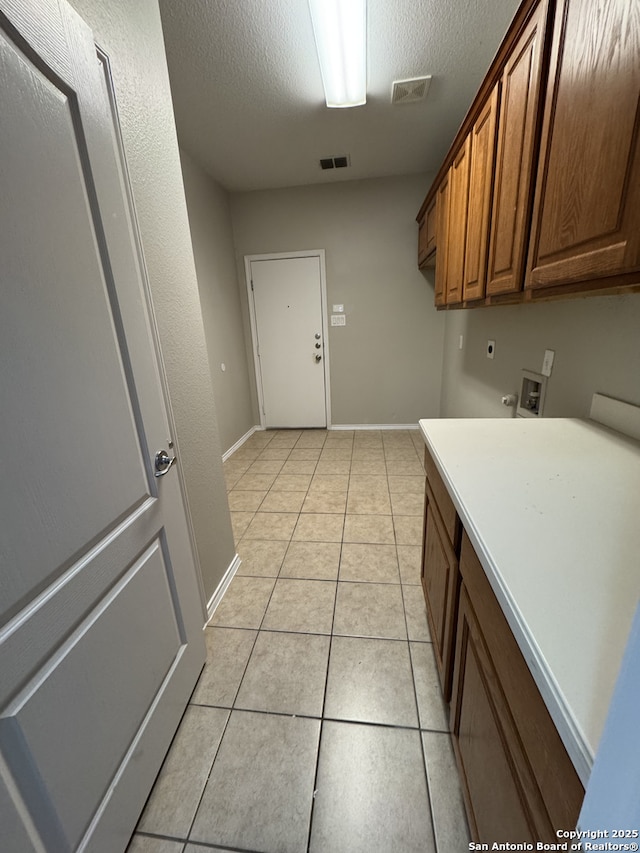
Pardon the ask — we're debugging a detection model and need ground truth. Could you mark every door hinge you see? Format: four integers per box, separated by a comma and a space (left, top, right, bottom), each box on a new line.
251, 280, 254, 291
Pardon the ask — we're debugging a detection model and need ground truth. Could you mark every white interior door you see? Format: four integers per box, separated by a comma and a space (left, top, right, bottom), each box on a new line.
250, 255, 328, 428
0, 2, 206, 851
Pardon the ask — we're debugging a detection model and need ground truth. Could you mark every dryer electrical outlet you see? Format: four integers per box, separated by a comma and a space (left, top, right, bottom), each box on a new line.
542, 349, 555, 377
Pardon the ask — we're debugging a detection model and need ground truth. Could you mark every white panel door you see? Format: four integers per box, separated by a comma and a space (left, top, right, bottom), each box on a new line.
0, 2, 206, 851
250, 256, 327, 428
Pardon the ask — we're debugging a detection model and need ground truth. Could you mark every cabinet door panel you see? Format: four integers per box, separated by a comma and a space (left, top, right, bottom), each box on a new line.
434, 171, 451, 306
421, 490, 460, 703
464, 85, 500, 301
418, 198, 437, 268
487, 0, 548, 295
526, 0, 640, 289
424, 449, 459, 547
446, 137, 471, 304
418, 215, 428, 266
422, 506, 449, 654
452, 588, 537, 841
425, 198, 437, 256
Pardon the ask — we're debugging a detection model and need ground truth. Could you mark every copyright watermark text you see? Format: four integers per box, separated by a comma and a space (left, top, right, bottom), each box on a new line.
469, 832, 639, 853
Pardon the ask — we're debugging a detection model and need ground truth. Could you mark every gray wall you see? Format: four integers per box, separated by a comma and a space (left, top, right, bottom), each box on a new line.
180, 150, 254, 453
67, 0, 236, 603
230, 175, 445, 426
440, 294, 640, 419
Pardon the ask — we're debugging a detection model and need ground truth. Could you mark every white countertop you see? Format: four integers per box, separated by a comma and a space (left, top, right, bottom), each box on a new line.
418, 416, 640, 787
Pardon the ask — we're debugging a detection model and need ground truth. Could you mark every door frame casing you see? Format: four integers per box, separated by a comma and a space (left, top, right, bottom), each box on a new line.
98, 48, 205, 614
244, 250, 332, 429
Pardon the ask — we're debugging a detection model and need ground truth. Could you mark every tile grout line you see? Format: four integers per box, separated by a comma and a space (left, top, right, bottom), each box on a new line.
305, 431, 351, 853
185, 431, 302, 851
187, 428, 287, 852
156, 432, 282, 850
228, 429, 334, 853
181, 673, 244, 845
306, 432, 354, 853
384, 436, 440, 853
393, 444, 440, 853
183, 832, 267, 852
188, 700, 449, 734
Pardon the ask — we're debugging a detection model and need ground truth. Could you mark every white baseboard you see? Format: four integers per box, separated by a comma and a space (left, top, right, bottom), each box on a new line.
330, 423, 419, 431
206, 553, 241, 621
222, 425, 263, 461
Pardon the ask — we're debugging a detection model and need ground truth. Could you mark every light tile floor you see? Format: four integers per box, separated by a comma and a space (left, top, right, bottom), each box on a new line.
128, 429, 470, 853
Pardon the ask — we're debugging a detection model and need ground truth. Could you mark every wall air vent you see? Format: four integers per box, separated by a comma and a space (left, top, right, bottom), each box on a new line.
319, 155, 350, 170
391, 75, 432, 104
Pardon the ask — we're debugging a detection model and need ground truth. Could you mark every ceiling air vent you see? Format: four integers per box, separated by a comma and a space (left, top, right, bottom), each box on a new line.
320, 155, 350, 170
391, 75, 432, 105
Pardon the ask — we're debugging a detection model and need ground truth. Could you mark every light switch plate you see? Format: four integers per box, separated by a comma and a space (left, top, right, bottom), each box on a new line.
542, 349, 555, 377
331, 314, 346, 326
332, 304, 344, 313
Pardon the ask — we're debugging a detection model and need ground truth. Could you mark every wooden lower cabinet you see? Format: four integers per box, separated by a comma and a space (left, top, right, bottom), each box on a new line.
452, 584, 543, 840
451, 533, 584, 841
420, 451, 585, 839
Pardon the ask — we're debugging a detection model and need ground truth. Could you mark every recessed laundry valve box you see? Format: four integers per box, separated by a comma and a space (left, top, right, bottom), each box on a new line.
516, 369, 547, 418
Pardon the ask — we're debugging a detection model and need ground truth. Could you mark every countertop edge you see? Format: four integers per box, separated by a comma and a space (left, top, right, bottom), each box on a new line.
419, 419, 593, 787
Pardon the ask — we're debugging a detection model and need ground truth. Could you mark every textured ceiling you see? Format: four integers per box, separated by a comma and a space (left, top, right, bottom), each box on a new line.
158, 0, 521, 192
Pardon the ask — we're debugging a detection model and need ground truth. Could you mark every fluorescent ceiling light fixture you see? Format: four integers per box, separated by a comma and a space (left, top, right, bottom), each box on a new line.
308, 0, 367, 108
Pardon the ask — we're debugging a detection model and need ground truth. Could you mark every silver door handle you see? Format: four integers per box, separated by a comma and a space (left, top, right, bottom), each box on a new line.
154, 449, 176, 477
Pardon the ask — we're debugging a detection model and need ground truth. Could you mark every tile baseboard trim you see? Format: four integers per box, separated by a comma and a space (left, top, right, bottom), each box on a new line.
206, 553, 241, 621
222, 425, 263, 461
330, 424, 419, 431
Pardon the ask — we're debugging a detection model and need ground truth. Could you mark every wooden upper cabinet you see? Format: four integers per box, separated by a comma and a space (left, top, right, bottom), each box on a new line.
418, 196, 437, 268
446, 137, 471, 304
434, 171, 451, 306
526, 0, 640, 291
463, 85, 500, 301
486, 0, 549, 296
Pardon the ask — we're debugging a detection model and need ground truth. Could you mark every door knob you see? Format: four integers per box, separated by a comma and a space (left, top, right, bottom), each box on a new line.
315, 354, 322, 362
154, 449, 176, 477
